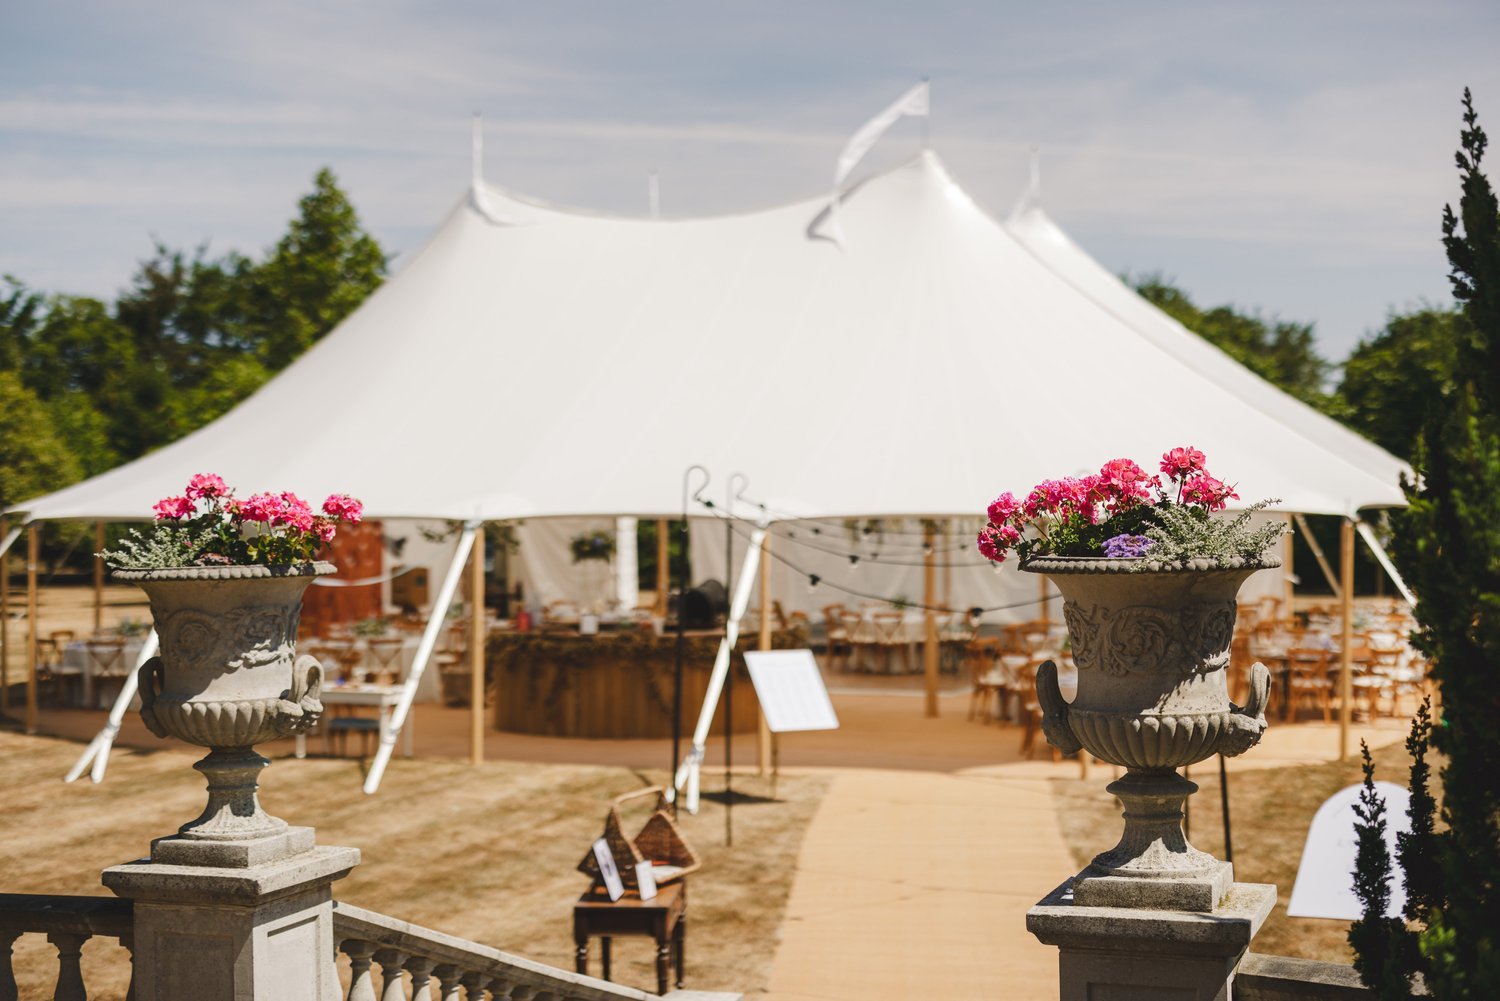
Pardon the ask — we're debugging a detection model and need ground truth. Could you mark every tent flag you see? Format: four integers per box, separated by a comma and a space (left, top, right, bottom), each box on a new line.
821, 80, 931, 245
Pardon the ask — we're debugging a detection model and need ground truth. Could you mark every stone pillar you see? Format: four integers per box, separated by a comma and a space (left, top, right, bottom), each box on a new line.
1028, 880, 1276, 1001
103, 834, 359, 1001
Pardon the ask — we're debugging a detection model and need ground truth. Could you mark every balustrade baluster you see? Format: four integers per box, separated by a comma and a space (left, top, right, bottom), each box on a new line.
343, 939, 379, 1001
374, 947, 410, 1001
507, 985, 535, 1001
47, 931, 90, 1001
433, 963, 462, 1001
405, 955, 436, 1001
0, 930, 19, 1001
460, 971, 491, 1000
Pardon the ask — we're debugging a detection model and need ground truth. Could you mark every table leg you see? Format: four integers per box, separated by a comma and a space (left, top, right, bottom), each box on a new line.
573, 932, 587, 976
601, 936, 611, 982
655, 939, 669, 996
294, 732, 306, 759
675, 915, 686, 988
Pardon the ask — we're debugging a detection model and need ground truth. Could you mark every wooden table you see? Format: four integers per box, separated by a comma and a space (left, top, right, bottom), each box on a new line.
573, 882, 686, 994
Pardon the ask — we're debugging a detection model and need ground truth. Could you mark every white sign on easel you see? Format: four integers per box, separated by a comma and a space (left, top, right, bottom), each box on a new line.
744, 649, 839, 733
1287, 781, 1411, 920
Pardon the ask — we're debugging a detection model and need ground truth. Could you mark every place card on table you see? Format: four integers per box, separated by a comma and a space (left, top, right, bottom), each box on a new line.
634, 859, 658, 901
592, 837, 625, 901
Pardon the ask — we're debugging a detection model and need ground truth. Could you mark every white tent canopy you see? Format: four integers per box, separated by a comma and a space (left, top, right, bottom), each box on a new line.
14, 150, 1405, 525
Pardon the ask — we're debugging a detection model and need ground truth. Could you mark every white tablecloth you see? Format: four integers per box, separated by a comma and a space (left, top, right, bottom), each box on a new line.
63, 638, 147, 709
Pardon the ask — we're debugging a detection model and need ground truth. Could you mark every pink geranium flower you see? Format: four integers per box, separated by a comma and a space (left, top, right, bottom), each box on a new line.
1159, 446, 1207, 479
313, 517, 338, 543
322, 493, 364, 524
152, 495, 195, 520
184, 473, 228, 501
986, 491, 1021, 527
1098, 458, 1155, 509
277, 492, 315, 532
1182, 475, 1239, 512
239, 493, 282, 524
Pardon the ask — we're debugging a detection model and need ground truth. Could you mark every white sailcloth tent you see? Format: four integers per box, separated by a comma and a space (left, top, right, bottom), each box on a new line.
15, 150, 1404, 527
14, 147, 1414, 791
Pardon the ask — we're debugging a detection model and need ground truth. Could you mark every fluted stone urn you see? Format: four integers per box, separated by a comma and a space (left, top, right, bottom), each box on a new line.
1023, 555, 1275, 911
116, 562, 334, 866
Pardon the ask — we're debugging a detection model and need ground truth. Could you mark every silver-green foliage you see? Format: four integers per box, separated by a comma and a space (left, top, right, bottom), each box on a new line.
99, 524, 215, 571
1141, 499, 1287, 567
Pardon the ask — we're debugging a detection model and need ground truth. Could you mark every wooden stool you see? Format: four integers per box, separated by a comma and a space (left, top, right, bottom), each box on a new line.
573, 882, 686, 994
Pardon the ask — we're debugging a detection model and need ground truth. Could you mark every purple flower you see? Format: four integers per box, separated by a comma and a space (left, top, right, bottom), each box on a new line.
1103, 534, 1155, 559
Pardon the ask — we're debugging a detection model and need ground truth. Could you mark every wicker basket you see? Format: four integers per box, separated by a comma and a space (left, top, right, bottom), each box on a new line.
577, 787, 701, 890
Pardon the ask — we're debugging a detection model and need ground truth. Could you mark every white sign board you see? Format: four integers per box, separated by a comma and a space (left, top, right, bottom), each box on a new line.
1287, 780, 1410, 920
744, 649, 839, 733
592, 837, 625, 902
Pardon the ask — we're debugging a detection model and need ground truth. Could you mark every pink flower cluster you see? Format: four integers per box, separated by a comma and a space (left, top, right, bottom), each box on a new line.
976, 446, 1242, 563
149, 474, 365, 564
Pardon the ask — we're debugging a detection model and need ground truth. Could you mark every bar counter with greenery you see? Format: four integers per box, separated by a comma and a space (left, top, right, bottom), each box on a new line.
488, 623, 810, 739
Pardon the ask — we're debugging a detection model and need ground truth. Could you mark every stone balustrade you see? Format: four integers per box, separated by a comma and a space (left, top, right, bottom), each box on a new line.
0, 893, 134, 1001
332, 902, 737, 1001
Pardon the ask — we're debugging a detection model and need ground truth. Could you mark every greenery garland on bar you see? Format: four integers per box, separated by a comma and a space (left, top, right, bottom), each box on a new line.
487, 623, 811, 734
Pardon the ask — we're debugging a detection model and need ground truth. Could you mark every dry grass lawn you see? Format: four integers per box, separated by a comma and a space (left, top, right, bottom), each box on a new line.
1052, 736, 1418, 963
0, 730, 828, 1000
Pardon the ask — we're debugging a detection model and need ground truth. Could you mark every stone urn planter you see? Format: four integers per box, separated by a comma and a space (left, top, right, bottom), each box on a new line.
1023, 554, 1275, 911
115, 562, 334, 864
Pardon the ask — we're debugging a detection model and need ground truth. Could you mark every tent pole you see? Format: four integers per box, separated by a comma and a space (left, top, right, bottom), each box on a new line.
673, 523, 766, 812
1, 515, 9, 716
1354, 520, 1417, 607
470, 525, 486, 766
26, 523, 39, 735
1283, 513, 1295, 620
364, 522, 478, 795
757, 530, 772, 777
1339, 517, 1355, 762
66, 631, 159, 783
93, 522, 105, 634
655, 518, 669, 617
923, 521, 938, 719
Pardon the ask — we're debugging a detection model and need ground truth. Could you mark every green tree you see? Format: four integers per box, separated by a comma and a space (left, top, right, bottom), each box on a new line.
244, 167, 387, 369
1353, 87, 1500, 999
1132, 275, 1334, 411
1336, 308, 1461, 461
0, 372, 81, 511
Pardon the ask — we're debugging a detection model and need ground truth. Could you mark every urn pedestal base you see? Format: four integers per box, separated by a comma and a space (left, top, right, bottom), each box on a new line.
1073, 860, 1233, 912
1071, 768, 1233, 912
1028, 880, 1277, 1001
151, 826, 317, 868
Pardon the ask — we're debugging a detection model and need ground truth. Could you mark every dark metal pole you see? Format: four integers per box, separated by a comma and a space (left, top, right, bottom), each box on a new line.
1218, 753, 1233, 864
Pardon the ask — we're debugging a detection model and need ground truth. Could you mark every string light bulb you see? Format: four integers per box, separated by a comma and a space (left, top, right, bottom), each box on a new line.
807, 574, 821, 593
922, 542, 935, 557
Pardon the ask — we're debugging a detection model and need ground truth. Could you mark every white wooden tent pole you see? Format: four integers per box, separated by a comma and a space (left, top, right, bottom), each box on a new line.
1354, 520, 1416, 607
672, 522, 766, 813
0, 524, 21, 562
364, 522, 479, 795
1292, 512, 1342, 598
65, 630, 159, 783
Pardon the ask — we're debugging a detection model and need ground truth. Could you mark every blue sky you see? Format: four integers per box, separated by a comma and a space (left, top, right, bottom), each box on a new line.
4, 1, 1498, 361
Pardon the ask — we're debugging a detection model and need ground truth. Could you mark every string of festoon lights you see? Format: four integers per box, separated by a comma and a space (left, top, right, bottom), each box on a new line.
694, 500, 1045, 616
695, 500, 985, 565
